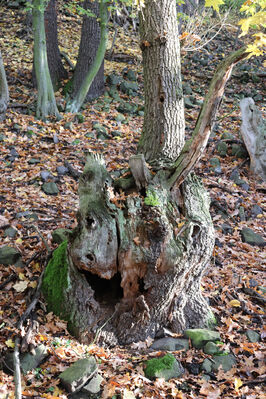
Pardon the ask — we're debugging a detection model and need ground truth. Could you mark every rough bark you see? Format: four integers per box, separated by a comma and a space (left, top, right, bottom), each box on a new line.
44, 0, 67, 87
32, 0, 60, 120
0, 50, 9, 121
66, 0, 108, 113
43, 155, 215, 345
240, 97, 266, 181
138, 0, 185, 166
71, 0, 105, 102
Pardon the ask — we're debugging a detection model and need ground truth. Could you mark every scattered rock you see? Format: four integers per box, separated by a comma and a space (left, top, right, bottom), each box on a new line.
217, 142, 228, 157
245, 329, 260, 343
115, 113, 126, 123
106, 73, 122, 86
203, 342, 222, 355
182, 83, 192, 95
0, 246, 21, 265
221, 132, 235, 140
250, 205, 263, 218
111, 130, 123, 137
184, 96, 195, 109
124, 69, 137, 81
82, 373, 103, 394
93, 123, 107, 135
151, 337, 189, 351
117, 101, 137, 114
201, 354, 235, 373
57, 165, 68, 176
221, 223, 233, 235
231, 143, 248, 159
59, 357, 97, 393
184, 329, 220, 349
240, 227, 265, 247
20, 345, 48, 374
4, 227, 18, 238
144, 353, 184, 381
41, 170, 52, 181
120, 80, 139, 95
53, 134, 59, 144
16, 211, 38, 220
52, 228, 71, 244
209, 158, 222, 174
42, 182, 59, 195
75, 113, 85, 123
28, 158, 40, 164
238, 206, 246, 221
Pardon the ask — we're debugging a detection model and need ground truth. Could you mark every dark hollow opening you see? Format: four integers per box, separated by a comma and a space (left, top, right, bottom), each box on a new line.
82, 271, 123, 305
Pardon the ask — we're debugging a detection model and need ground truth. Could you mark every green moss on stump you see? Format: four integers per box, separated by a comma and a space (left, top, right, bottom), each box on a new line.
42, 241, 70, 319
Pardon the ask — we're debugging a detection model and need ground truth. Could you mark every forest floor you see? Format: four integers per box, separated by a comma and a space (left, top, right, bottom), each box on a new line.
0, 4, 265, 399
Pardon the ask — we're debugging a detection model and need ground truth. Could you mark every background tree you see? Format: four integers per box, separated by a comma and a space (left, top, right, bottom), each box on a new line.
71, 0, 105, 102
0, 50, 9, 121
42, 0, 249, 345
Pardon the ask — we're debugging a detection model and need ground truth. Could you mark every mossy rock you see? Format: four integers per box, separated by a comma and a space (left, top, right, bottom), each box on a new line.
184, 329, 220, 349
52, 228, 72, 244
216, 142, 228, 157
0, 246, 21, 265
144, 353, 184, 381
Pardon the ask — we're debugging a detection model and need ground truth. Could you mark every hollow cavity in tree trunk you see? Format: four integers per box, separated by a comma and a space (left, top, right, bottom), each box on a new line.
42, 155, 215, 345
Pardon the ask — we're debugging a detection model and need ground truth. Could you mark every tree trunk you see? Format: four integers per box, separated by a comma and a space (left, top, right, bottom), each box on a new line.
42, 1, 249, 346
138, 0, 185, 166
32, 0, 60, 120
44, 0, 67, 88
66, 0, 108, 113
0, 50, 9, 121
71, 0, 105, 102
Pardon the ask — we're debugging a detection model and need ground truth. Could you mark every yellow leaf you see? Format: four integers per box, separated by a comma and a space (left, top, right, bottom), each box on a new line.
5, 339, 15, 348
229, 299, 241, 307
29, 281, 38, 289
205, 0, 224, 12
15, 237, 23, 244
19, 273, 26, 280
234, 377, 243, 391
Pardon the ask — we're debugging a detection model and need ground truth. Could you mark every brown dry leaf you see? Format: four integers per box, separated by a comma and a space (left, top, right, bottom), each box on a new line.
133, 236, 141, 246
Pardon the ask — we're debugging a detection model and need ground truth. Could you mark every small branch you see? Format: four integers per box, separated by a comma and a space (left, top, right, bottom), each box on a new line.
31, 225, 51, 254
0, 274, 17, 290
167, 47, 249, 189
60, 51, 75, 70
13, 337, 22, 399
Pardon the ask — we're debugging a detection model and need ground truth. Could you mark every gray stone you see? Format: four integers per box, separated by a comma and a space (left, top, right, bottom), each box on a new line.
64, 122, 73, 130
85, 132, 95, 139
124, 69, 137, 81
0, 134, 6, 142
59, 357, 97, 393
28, 158, 40, 164
184, 96, 195, 109
4, 227, 18, 238
106, 73, 122, 86
115, 113, 126, 122
238, 206, 246, 221
117, 102, 137, 115
182, 83, 192, 95
75, 113, 85, 123
52, 228, 71, 244
217, 142, 228, 157
41, 170, 52, 181
245, 329, 260, 343
108, 88, 120, 100
209, 158, 222, 174
251, 205, 263, 218
53, 134, 59, 144
0, 246, 21, 265
221, 132, 235, 140
20, 345, 48, 374
57, 166, 68, 176
82, 373, 103, 394
16, 211, 38, 221
144, 353, 184, 381
221, 223, 233, 235
231, 144, 248, 159
93, 123, 107, 135
201, 354, 235, 373
42, 182, 59, 195
203, 342, 222, 355
184, 329, 220, 349
120, 81, 139, 95
111, 130, 122, 137
151, 337, 189, 351
240, 227, 265, 247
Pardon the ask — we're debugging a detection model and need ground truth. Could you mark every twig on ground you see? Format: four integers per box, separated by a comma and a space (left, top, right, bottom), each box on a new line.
0, 274, 17, 290
13, 337, 22, 399
31, 225, 52, 254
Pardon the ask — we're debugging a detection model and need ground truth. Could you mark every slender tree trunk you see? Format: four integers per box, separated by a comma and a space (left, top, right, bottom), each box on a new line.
0, 50, 9, 121
66, 0, 108, 113
138, 0, 185, 166
32, 0, 60, 120
71, 0, 105, 102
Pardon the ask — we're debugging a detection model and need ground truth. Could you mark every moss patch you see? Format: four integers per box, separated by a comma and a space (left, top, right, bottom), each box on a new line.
145, 353, 175, 378
42, 241, 70, 319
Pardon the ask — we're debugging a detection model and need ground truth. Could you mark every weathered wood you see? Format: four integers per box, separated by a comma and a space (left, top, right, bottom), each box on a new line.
42, 156, 215, 345
129, 154, 151, 190
240, 97, 266, 181
0, 50, 9, 121
167, 47, 249, 189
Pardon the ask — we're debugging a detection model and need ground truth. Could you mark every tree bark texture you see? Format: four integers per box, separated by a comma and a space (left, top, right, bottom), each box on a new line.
44, 0, 67, 87
138, 0, 185, 166
71, 0, 105, 102
0, 50, 9, 121
32, 0, 60, 120
42, 155, 215, 345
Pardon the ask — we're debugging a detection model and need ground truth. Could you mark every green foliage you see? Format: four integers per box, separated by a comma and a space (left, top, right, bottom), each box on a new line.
145, 354, 176, 379
220, 0, 245, 11
144, 190, 160, 207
